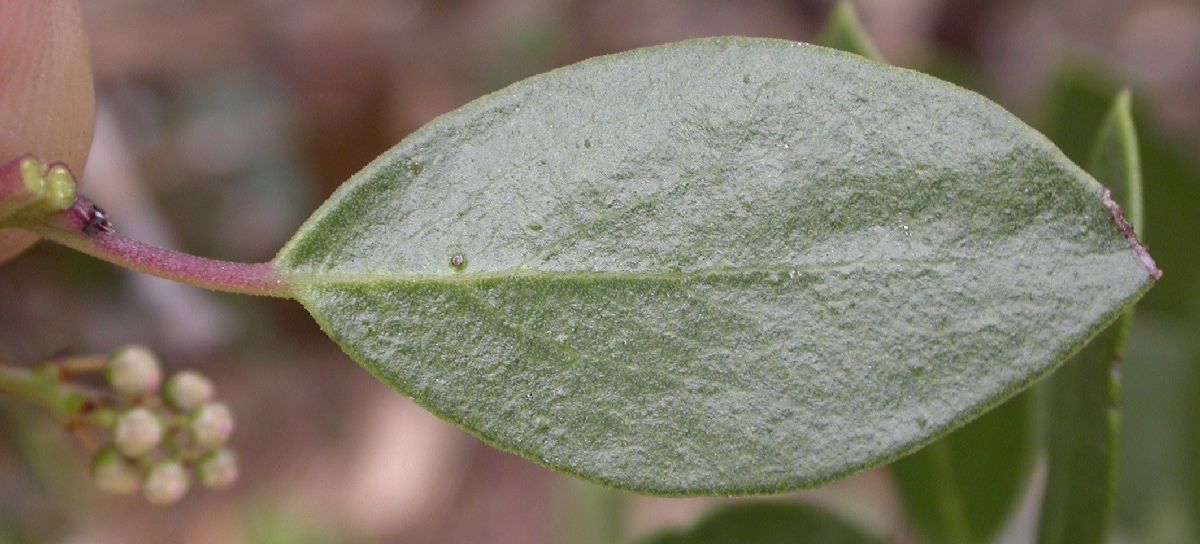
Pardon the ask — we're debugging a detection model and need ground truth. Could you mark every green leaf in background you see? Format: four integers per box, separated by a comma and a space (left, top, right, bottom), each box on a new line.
818, 1, 884, 62
889, 389, 1036, 544
1037, 90, 1142, 544
1087, 92, 1143, 235
1186, 351, 1200, 539
1039, 67, 1117, 166
1038, 65, 1200, 541
556, 479, 627, 544
1118, 317, 1199, 543
276, 37, 1158, 494
641, 501, 881, 544
1040, 65, 1200, 321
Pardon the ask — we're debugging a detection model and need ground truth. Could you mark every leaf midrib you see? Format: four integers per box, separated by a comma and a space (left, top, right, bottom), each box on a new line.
281, 250, 1126, 287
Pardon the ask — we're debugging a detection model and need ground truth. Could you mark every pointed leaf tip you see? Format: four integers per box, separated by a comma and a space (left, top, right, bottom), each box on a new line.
1091, 90, 1155, 279
1038, 85, 1149, 544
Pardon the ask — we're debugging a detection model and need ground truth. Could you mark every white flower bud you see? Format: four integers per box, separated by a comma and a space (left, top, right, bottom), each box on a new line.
92, 446, 140, 495
113, 407, 163, 457
164, 371, 214, 411
143, 460, 189, 505
189, 402, 234, 449
106, 345, 162, 398
196, 448, 239, 490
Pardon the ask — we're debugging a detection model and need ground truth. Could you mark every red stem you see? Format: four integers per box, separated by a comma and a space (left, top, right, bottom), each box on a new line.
25, 197, 290, 297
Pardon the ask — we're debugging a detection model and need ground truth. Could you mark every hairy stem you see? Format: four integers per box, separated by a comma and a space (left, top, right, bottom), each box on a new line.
51, 354, 108, 375
30, 198, 290, 297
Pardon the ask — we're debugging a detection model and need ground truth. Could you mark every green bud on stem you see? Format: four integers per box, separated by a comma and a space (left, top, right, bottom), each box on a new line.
43, 164, 76, 211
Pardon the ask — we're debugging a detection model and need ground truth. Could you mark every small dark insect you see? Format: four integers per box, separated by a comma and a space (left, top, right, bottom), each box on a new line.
83, 204, 114, 235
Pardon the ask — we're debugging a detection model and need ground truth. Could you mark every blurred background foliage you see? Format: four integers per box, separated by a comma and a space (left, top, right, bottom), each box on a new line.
0, 1, 1197, 542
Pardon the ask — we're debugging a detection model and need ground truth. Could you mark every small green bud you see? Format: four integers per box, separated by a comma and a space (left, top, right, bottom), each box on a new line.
106, 345, 162, 398
44, 164, 77, 211
164, 371, 214, 411
143, 460, 189, 505
19, 156, 46, 194
113, 407, 163, 457
92, 446, 140, 495
189, 402, 234, 449
196, 448, 239, 490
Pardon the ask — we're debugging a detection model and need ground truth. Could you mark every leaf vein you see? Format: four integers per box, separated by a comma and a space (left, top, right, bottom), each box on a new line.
285, 250, 1117, 287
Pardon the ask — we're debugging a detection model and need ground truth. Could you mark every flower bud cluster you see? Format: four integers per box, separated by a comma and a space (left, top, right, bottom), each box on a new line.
90, 346, 239, 505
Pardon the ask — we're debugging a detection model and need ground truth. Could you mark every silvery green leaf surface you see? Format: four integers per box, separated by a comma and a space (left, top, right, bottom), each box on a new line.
829, 14, 1041, 540
275, 38, 1158, 494
863, 19, 1037, 543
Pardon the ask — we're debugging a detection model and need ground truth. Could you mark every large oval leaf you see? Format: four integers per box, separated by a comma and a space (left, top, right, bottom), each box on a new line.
275, 38, 1158, 494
